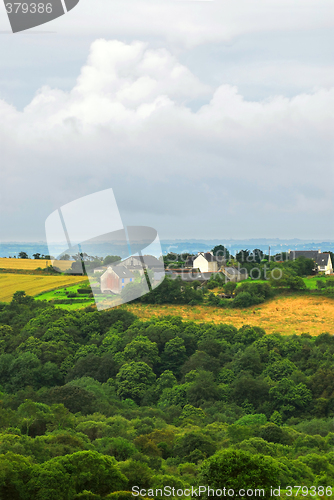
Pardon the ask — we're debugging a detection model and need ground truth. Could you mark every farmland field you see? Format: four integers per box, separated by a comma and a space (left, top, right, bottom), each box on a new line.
0, 273, 87, 302
0, 257, 74, 271
36, 283, 122, 310
35, 283, 95, 310
125, 294, 334, 336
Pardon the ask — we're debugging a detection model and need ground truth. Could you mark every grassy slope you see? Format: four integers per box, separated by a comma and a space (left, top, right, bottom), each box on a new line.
303, 275, 328, 289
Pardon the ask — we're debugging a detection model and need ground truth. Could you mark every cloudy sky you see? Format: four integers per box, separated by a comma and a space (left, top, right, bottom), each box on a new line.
0, 0, 333, 242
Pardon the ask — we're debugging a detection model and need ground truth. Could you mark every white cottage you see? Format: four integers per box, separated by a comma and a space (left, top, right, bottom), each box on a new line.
288, 250, 333, 275
193, 252, 219, 273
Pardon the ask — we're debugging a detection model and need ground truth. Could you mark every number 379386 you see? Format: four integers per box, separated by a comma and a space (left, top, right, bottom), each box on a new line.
5, 3, 53, 14
286, 486, 332, 496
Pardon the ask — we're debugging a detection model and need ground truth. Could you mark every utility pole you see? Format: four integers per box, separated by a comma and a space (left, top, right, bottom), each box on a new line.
268, 246, 270, 262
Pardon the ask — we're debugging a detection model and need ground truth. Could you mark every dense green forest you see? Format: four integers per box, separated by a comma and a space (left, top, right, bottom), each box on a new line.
0, 292, 333, 499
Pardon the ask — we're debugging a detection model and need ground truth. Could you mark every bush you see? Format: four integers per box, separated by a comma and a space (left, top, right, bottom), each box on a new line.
258, 424, 292, 445
94, 437, 137, 461
174, 432, 216, 463
199, 449, 280, 497
73, 493, 102, 500
224, 281, 237, 294
105, 493, 134, 500
52, 299, 92, 304
236, 282, 273, 299
316, 280, 326, 290
207, 293, 220, 306
218, 299, 232, 308
235, 414, 267, 427
232, 292, 262, 308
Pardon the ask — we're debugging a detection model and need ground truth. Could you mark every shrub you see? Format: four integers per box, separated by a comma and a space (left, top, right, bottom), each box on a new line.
199, 449, 280, 497
232, 292, 262, 308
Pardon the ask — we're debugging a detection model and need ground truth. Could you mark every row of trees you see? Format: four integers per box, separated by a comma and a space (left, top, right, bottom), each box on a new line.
14, 252, 51, 260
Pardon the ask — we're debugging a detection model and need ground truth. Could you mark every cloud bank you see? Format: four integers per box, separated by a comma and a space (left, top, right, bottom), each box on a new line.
1, 39, 333, 240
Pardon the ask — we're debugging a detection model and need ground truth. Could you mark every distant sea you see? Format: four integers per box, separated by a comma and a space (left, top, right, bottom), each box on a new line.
1, 239, 334, 259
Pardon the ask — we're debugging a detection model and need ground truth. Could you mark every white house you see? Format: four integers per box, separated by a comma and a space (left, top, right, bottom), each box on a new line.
193, 252, 219, 273
288, 250, 333, 275
316, 253, 333, 274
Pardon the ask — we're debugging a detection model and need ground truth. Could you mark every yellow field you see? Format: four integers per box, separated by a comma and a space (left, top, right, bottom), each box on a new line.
0, 274, 87, 302
0, 258, 74, 271
125, 295, 334, 336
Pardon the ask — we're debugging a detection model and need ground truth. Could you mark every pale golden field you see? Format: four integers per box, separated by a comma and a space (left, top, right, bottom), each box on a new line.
0, 274, 87, 302
0, 258, 74, 271
125, 295, 334, 336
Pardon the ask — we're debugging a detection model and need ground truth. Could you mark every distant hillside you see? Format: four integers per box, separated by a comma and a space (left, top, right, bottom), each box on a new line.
1, 239, 334, 258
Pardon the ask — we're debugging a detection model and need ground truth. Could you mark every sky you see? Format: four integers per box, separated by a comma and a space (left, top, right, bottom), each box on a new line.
0, 0, 333, 242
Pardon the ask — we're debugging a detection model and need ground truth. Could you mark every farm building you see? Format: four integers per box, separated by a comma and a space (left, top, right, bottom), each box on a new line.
100, 265, 134, 294
221, 267, 248, 282
93, 266, 108, 273
121, 254, 164, 282
122, 255, 163, 271
120, 256, 144, 274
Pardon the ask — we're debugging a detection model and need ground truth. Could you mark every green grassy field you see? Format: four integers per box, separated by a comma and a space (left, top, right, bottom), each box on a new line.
303, 275, 328, 289
35, 282, 122, 310
35, 282, 96, 310
228, 276, 327, 290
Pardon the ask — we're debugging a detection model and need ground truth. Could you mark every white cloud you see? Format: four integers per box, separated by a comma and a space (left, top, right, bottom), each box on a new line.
46, 0, 334, 48
0, 38, 333, 239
